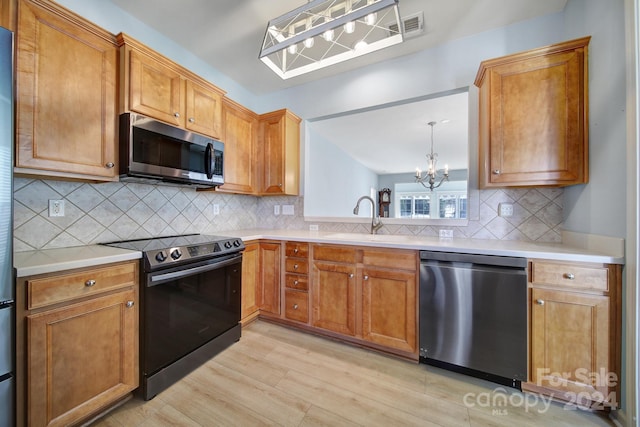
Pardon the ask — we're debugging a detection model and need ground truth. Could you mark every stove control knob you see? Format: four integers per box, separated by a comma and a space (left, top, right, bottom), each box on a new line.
171, 248, 183, 260
155, 251, 168, 262
233, 239, 242, 247
224, 241, 232, 249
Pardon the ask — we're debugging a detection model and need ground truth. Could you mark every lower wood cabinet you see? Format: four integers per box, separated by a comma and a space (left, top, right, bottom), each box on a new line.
311, 244, 418, 357
16, 260, 139, 427
240, 242, 260, 323
525, 259, 621, 409
258, 241, 282, 316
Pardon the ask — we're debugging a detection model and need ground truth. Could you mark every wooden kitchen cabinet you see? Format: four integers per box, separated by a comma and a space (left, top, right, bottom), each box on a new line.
525, 259, 621, 409
240, 242, 260, 323
258, 241, 282, 316
311, 244, 418, 357
118, 33, 225, 139
283, 242, 310, 324
259, 109, 301, 195
218, 97, 259, 194
15, 0, 119, 181
474, 37, 590, 188
16, 260, 139, 427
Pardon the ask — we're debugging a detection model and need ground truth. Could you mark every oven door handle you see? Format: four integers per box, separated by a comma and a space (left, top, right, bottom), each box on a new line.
148, 253, 242, 286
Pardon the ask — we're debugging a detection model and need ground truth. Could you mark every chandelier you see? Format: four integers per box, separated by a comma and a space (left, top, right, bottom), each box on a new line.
415, 121, 449, 191
259, 0, 403, 79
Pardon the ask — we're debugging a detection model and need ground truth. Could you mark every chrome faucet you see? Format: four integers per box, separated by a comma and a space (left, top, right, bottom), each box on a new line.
353, 196, 383, 234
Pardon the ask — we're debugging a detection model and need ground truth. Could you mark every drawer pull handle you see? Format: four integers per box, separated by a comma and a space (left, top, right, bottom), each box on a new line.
535, 299, 545, 306
293, 304, 298, 310
85, 279, 96, 287
294, 248, 298, 254
294, 264, 299, 270
126, 301, 135, 308
294, 280, 299, 285
564, 273, 575, 280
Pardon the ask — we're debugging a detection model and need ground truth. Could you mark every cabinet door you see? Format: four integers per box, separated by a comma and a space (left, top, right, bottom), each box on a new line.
185, 80, 222, 139
530, 288, 611, 399
311, 261, 357, 336
258, 242, 281, 315
27, 289, 138, 427
482, 44, 588, 187
16, 0, 117, 179
128, 49, 184, 126
361, 267, 417, 353
259, 109, 300, 195
241, 243, 260, 322
218, 99, 258, 194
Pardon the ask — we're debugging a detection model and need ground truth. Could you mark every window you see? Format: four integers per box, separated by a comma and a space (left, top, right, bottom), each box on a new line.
397, 191, 467, 219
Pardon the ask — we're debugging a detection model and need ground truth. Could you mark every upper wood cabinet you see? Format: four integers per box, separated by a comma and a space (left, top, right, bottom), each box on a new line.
117, 33, 225, 139
259, 109, 301, 195
474, 37, 590, 188
218, 97, 259, 194
15, 0, 118, 181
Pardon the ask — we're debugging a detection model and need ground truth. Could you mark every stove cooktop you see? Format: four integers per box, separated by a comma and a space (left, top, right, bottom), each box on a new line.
103, 234, 245, 269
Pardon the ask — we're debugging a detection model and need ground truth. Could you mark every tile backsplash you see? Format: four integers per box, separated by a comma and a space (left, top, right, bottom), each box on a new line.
13, 178, 562, 251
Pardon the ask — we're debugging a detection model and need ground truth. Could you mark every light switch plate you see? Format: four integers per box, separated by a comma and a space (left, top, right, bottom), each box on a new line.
274, 205, 280, 215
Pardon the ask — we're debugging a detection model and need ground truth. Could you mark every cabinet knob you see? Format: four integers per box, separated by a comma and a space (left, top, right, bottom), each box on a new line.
349, 273, 354, 278
278, 183, 282, 187
293, 280, 299, 285
189, 117, 195, 123
535, 299, 545, 306
294, 264, 299, 270
364, 275, 369, 281
85, 279, 96, 287
492, 169, 501, 175
126, 301, 135, 308
293, 304, 299, 310
563, 273, 575, 280
174, 112, 180, 118
294, 248, 299, 254
105, 162, 115, 168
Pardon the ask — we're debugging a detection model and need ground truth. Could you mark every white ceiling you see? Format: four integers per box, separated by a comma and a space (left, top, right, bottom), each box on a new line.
108, 0, 567, 96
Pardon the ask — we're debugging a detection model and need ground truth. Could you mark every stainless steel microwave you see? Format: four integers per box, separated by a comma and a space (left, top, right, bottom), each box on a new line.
119, 113, 224, 188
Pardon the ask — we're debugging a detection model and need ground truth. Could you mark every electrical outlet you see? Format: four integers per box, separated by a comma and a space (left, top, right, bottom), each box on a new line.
213, 204, 220, 215
309, 224, 319, 231
274, 205, 280, 215
48, 200, 65, 217
498, 203, 514, 217
282, 205, 294, 215
439, 229, 453, 239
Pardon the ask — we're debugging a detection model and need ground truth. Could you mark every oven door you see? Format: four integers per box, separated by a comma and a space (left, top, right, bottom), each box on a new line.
143, 253, 241, 376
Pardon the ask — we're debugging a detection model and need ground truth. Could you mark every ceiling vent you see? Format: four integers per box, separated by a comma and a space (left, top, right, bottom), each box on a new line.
388, 12, 424, 38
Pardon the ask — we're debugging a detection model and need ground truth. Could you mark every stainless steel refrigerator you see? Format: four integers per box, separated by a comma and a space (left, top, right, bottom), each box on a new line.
0, 25, 14, 427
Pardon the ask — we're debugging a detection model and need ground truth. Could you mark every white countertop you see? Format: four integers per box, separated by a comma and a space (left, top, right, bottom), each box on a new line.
14, 245, 142, 277
14, 229, 624, 277
218, 229, 625, 264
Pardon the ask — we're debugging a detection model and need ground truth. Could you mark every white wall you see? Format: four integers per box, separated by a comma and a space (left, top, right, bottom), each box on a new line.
305, 126, 378, 217
561, 0, 627, 239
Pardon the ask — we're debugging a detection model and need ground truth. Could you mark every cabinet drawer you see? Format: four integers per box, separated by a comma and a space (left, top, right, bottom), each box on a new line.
530, 260, 608, 292
285, 258, 308, 274
313, 245, 357, 263
362, 249, 417, 271
284, 290, 308, 323
27, 262, 138, 310
285, 274, 308, 291
285, 242, 309, 258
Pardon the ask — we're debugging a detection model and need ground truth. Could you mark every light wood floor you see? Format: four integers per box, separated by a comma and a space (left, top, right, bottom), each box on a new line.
92, 320, 615, 427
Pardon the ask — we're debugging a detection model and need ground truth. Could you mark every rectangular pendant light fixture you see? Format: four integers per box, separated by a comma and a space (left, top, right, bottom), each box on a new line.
259, 0, 403, 79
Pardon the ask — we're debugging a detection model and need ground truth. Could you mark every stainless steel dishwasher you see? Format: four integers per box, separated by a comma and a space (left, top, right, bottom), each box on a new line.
419, 251, 527, 389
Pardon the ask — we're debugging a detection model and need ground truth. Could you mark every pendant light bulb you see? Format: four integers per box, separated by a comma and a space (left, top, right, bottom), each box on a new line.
365, 12, 377, 26
344, 21, 356, 34
322, 28, 334, 42
303, 37, 315, 48
287, 43, 297, 54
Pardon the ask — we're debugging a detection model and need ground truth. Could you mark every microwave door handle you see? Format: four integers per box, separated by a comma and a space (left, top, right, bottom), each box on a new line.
204, 142, 214, 179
